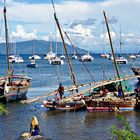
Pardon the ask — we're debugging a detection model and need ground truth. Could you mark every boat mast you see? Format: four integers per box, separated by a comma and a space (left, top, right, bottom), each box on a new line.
120, 25, 122, 55
50, 33, 53, 52
103, 11, 120, 80
3, 0, 10, 79
51, 0, 77, 89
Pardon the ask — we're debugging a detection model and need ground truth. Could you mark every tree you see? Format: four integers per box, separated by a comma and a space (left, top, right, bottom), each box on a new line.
111, 114, 140, 140
0, 103, 8, 114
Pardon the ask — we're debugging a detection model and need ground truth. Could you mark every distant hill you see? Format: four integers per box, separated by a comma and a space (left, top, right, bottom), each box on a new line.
0, 40, 88, 55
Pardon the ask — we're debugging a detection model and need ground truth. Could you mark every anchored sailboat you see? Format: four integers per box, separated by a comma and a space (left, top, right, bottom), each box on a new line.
43, 0, 85, 111
0, 1, 31, 102
29, 39, 41, 60
44, 33, 56, 60
80, 51, 94, 62
83, 11, 136, 112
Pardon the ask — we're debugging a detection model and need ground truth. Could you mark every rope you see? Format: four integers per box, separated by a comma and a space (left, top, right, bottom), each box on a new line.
64, 31, 96, 82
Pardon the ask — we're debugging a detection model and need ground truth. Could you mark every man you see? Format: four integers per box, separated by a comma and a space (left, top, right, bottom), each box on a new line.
57, 83, 64, 100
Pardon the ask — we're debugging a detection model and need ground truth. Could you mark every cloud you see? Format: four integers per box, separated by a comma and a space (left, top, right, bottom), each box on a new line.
101, 16, 118, 24
0, 0, 140, 53
122, 33, 140, 46
11, 25, 37, 40
69, 18, 96, 28
67, 24, 93, 36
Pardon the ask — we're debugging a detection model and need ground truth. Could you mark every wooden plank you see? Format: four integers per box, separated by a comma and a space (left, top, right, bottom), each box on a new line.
20, 75, 137, 104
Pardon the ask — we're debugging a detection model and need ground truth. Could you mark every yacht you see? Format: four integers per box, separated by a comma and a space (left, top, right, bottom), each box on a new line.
80, 52, 94, 62
29, 54, 41, 60
9, 55, 24, 63
49, 56, 64, 65
44, 34, 56, 60
129, 54, 136, 59
101, 53, 110, 59
29, 40, 41, 60
113, 56, 128, 64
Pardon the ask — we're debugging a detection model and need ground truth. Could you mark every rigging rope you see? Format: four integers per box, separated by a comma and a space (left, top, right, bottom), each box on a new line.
64, 31, 96, 82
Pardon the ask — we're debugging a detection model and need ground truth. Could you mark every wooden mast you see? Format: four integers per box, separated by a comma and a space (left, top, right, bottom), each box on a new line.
64, 31, 77, 55
120, 25, 122, 55
51, 0, 78, 90
103, 11, 120, 80
3, 0, 10, 81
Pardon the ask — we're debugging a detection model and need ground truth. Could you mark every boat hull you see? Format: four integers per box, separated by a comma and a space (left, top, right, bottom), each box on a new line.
0, 85, 30, 102
131, 67, 140, 81
85, 99, 136, 112
43, 100, 85, 111
0, 75, 31, 103
27, 63, 37, 68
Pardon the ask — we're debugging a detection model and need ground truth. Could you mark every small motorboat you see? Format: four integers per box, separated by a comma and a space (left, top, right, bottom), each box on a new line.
27, 59, 37, 68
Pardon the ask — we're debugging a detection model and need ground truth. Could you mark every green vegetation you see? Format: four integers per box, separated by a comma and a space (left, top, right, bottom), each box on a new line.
111, 114, 140, 140
0, 103, 8, 114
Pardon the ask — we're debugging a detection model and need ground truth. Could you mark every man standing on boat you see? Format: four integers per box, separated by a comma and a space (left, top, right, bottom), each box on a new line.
57, 83, 64, 100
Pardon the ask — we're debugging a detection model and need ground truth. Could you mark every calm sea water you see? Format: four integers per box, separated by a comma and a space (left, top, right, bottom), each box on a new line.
0, 54, 140, 140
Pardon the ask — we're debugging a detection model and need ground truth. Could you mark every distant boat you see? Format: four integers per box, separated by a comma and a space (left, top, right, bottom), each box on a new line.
44, 51, 56, 60
80, 52, 94, 62
29, 54, 41, 60
29, 40, 41, 60
44, 34, 56, 60
49, 56, 64, 65
9, 54, 24, 63
71, 47, 78, 59
60, 45, 66, 59
72, 54, 78, 59
112, 56, 128, 64
27, 59, 37, 68
129, 54, 136, 59
9, 41, 24, 63
71, 49, 78, 59
60, 55, 65, 60
100, 53, 110, 59
112, 26, 128, 64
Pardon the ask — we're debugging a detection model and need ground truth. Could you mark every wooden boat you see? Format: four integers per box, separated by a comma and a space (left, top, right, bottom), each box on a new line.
0, 1, 31, 103
82, 11, 137, 113
0, 75, 31, 102
42, 1, 86, 111
43, 98, 85, 111
131, 67, 140, 82
83, 93, 136, 112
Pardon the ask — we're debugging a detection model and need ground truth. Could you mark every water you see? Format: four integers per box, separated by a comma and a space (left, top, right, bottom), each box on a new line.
0, 54, 140, 140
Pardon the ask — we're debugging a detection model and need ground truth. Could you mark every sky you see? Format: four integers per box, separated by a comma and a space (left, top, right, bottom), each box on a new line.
0, 0, 140, 53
